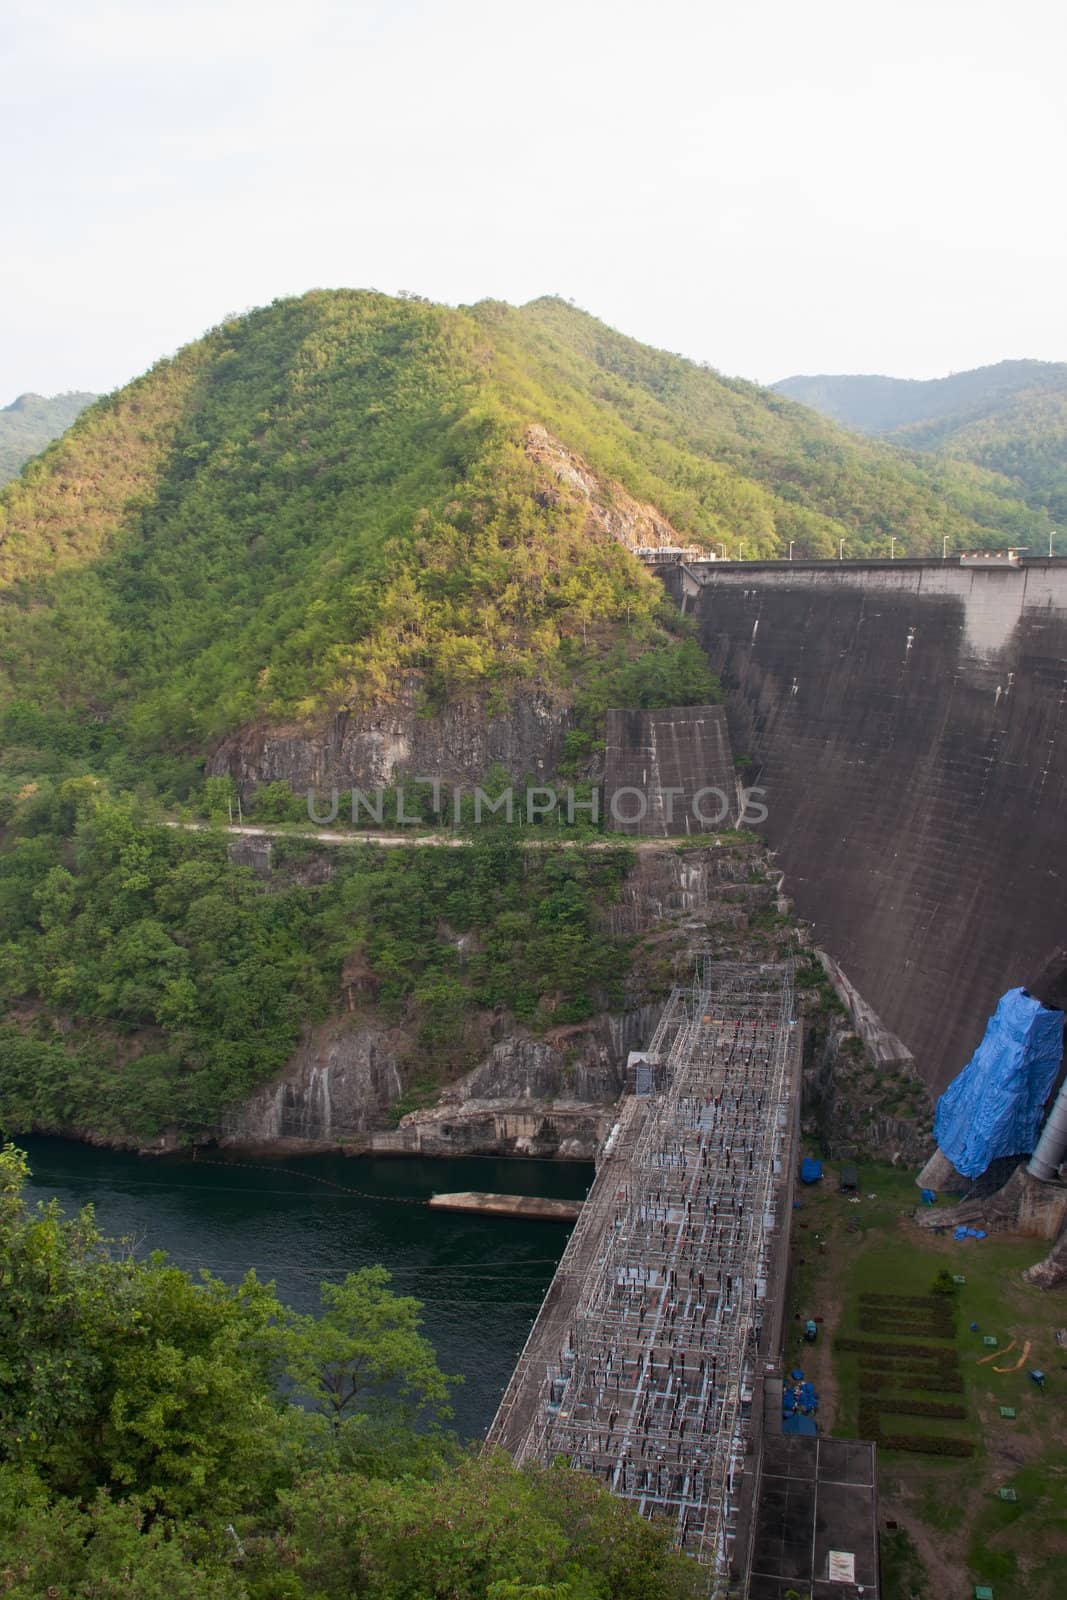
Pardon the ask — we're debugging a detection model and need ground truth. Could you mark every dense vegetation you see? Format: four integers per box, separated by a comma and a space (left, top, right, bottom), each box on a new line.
0, 1145, 703, 1598
0, 390, 97, 484
0, 779, 633, 1142
0, 291, 1043, 785
775, 359, 1067, 522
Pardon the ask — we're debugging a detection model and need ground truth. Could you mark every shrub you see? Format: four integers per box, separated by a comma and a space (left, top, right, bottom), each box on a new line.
837, 1338, 952, 1357
879, 1434, 975, 1458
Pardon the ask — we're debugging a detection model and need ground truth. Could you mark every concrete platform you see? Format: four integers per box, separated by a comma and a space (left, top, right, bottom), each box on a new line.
427, 1191, 583, 1222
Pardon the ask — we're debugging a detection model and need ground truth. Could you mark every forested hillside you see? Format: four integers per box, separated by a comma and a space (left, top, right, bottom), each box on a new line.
0, 390, 97, 484
0, 779, 634, 1143
0, 291, 1044, 795
775, 359, 1067, 521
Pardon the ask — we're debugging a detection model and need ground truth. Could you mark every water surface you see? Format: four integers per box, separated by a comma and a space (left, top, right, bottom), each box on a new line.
21, 1136, 592, 1441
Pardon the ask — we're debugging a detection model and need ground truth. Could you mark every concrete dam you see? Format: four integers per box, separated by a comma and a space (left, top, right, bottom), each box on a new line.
663, 557, 1067, 1092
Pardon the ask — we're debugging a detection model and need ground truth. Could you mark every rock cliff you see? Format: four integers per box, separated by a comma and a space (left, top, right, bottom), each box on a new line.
210, 682, 573, 799
220, 838, 791, 1160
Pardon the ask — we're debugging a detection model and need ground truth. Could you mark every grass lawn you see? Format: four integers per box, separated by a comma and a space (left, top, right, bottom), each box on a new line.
784, 1160, 1067, 1599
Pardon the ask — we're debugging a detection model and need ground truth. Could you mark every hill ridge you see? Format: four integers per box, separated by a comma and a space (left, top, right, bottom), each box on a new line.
0, 388, 99, 485
0, 288, 1049, 778
774, 360, 1067, 519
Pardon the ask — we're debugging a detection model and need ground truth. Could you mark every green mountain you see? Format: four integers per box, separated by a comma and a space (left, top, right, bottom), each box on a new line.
775, 360, 1067, 522
0, 292, 1046, 780
0, 390, 98, 485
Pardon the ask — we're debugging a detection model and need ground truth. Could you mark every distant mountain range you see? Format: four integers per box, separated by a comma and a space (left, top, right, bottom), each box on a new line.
775, 360, 1067, 522
0, 390, 98, 484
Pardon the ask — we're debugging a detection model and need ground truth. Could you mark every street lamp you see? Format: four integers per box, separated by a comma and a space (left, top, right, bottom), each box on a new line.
717, 543, 726, 560
943, 534, 949, 560
890, 536, 897, 560
838, 539, 845, 561
1050, 529, 1056, 558
788, 541, 795, 561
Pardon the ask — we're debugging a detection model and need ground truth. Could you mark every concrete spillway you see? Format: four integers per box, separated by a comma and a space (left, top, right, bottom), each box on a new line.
604, 705, 737, 836
485, 961, 801, 1592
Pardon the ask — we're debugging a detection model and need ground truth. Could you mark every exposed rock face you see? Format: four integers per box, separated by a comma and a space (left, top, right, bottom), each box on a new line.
523, 425, 689, 553
221, 1000, 666, 1160
802, 1019, 933, 1167
220, 1017, 406, 1152
1024, 1223, 1067, 1288
917, 1162, 1067, 1243
602, 838, 772, 936
209, 682, 572, 799
798, 946, 934, 1164
382, 1007, 665, 1160
604, 706, 737, 838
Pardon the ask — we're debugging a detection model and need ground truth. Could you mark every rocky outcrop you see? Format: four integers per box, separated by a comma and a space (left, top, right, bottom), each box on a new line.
220, 1017, 406, 1152
209, 682, 572, 800
523, 425, 690, 553
797, 947, 933, 1165
220, 1002, 664, 1160
1024, 1223, 1067, 1288
917, 1162, 1067, 1243
602, 837, 770, 936
379, 1007, 664, 1159
803, 1018, 933, 1166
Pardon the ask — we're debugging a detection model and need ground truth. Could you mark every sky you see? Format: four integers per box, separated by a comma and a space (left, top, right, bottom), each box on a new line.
4, 0, 1067, 398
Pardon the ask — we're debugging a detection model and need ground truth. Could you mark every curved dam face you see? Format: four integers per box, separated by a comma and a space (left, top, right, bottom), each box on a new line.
681, 560, 1067, 1091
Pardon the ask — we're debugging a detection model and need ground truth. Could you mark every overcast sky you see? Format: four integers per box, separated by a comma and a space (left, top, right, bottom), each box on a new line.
4, 0, 1066, 398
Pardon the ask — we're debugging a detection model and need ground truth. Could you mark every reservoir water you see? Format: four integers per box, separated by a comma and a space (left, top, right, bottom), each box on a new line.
20, 1136, 593, 1442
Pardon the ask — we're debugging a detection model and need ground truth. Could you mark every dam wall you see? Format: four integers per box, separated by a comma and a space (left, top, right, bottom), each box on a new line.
676, 559, 1067, 1091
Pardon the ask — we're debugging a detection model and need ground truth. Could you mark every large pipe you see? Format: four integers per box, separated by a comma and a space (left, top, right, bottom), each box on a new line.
1028, 1074, 1067, 1181
1025, 946, 1067, 1182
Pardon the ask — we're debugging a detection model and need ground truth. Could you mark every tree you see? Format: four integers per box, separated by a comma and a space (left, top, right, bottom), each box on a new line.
0, 1466, 246, 1600
276, 1265, 454, 1433
0, 1144, 286, 1514
0, 1149, 706, 1600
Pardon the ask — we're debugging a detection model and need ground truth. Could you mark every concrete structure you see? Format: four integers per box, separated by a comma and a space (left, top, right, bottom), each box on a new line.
486, 961, 801, 1592
661, 558, 1067, 1090
604, 705, 738, 837
426, 1191, 582, 1222
748, 1435, 880, 1600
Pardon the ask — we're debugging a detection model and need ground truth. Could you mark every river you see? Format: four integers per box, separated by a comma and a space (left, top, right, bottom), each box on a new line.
20, 1136, 593, 1442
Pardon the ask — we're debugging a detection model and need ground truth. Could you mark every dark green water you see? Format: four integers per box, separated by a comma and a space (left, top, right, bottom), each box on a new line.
20, 1137, 592, 1442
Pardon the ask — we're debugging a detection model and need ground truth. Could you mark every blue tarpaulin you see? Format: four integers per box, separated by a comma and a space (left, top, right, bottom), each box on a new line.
783, 1413, 818, 1435
800, 1158, 823, 1184
934, 988, 1065, 1179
